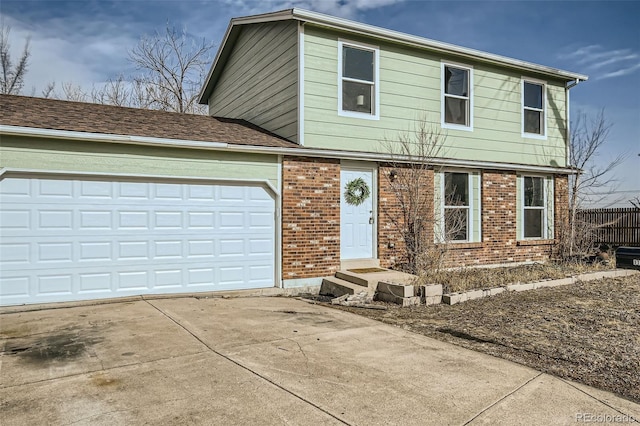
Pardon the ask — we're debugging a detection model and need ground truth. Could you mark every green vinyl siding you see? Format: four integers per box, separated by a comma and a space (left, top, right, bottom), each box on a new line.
208, 21, 298, 142
0, 136, 280, 189
303, 25, 567, 168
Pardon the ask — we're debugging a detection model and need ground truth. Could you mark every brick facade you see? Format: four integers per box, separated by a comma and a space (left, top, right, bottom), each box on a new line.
281, 158, 569, 280
376, 167, 568, 270
377, 164, 434, 269
438, 170, 566, 267
282, 156, 341, 280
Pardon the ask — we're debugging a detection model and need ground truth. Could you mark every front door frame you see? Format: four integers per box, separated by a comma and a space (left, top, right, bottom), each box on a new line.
340, 161, 377, 261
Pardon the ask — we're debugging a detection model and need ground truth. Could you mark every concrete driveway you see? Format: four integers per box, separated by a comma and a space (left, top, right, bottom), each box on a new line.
1, 296, 638, 425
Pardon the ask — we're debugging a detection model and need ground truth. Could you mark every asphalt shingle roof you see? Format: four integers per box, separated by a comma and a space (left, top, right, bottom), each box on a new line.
0, 94, 298, 149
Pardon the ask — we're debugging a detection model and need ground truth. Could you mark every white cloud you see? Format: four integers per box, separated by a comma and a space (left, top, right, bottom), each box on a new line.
563, 44, 601, 58
561, 44, 640, 81
220, 0, 404, 19
589, 53, 638, 70
2, 13, 141, 96
598, 63, 640, 80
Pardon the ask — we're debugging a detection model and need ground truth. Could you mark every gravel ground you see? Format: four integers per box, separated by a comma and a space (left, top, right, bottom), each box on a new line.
330, 274, 640, 403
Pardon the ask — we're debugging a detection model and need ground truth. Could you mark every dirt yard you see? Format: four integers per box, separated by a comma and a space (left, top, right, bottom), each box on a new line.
332, 274, 640, 403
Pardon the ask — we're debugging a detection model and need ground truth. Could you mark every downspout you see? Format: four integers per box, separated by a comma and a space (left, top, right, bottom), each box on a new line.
565, 78, 581, 257
565, 78, 580, 167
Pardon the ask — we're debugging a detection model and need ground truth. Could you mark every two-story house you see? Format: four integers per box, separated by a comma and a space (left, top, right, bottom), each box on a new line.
199, 9, 586, 287
0, 9, 587, 306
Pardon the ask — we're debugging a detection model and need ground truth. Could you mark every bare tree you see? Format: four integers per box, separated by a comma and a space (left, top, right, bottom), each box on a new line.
558, 109, 625, 259
0, 19, 30, 95
128, 25, 214, 114
91, 75, 152, 109
41, 81, 56, 98
379, 116, 463, 275
629, 196, 640, 210
48, 23, 213, 114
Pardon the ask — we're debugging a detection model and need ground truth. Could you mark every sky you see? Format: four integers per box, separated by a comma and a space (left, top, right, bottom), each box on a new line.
1, 0, 639, 207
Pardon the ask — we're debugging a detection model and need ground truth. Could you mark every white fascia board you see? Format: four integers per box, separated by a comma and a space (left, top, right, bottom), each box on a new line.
0, 125, 228, 150
198, 9, 298, 104
199, 8, 586, 104
198, 20, 236, 104
1, 124, 578, 175
229, 144, 579, 175
289, 8, 587, 82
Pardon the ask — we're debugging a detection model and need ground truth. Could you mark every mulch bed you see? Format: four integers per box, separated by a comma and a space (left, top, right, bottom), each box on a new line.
330, 274, 640, 403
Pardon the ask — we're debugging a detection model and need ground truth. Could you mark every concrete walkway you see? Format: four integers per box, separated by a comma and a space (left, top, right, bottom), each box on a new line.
1, 297, 638, 425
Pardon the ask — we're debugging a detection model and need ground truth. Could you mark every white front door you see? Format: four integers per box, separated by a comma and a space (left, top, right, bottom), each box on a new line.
340, 167, 375, 260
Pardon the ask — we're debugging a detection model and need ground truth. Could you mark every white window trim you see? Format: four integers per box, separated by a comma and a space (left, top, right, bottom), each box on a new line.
439, 170, 474, 243
521, 78, 547, 140
520, 175, 549, 240
441, 62, 474, 132
337, 40, 380, 121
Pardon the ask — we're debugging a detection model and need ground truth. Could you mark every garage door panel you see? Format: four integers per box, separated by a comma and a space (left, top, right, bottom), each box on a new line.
79, 272, 112, 293
0, 242, 30, 265
1, 209, 30, 230
0, 176, 276, 306
39, 179, 75, 198
187, 212, 215, 229
1, 276, 30, 298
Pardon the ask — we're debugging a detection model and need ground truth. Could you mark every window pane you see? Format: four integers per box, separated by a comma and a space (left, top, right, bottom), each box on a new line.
445, 172, 469, 206
445, 66, 468, 96
343, 46, 374, 81
524, 109, 542, 134
342, 80, 372, 113
524, 82, 543, 109
444, 97, 468, 125
524, 209, 543, 238
524, 177, 544, 207
445, 208, 468, 241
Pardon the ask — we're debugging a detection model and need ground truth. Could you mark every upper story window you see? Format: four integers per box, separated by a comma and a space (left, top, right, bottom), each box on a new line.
522, 80, 546, 138
338, 41, 379, 120
523, 176, 546, 238
442, 63, 473, 131
444, 172, 470, 241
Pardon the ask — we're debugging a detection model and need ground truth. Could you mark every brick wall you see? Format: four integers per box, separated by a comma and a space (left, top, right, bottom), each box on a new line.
378, 168, 567, 269
281, 158, 569, 278
444, 170, 559, 267
378, 164, 434, 269
554, 173, 570, 236
282, 156, 340, 279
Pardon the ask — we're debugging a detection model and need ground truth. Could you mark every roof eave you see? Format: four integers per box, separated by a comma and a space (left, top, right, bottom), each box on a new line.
289, 8, 587, 82
199, 7, 588, 104
1, 124, 577, 175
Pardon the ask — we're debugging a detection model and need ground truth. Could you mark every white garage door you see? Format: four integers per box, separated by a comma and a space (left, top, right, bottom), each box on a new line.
0, 176, 275, 306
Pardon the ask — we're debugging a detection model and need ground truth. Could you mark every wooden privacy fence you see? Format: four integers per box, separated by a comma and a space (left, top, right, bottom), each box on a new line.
577, 208, 640, 246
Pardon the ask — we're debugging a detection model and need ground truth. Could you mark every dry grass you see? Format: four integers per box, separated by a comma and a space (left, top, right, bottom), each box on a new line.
334, 274, 640, 403
416, 261, 613, 293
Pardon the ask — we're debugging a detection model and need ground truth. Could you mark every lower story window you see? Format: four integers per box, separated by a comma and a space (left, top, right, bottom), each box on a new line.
523, 176, 546, 238
444, 172, 469, 241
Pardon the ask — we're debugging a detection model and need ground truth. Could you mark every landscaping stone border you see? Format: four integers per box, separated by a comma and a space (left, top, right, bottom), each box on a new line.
441, 269, 638, 305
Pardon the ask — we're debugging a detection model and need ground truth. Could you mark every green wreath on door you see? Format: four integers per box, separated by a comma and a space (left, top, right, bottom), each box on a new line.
344, 178, 371, 206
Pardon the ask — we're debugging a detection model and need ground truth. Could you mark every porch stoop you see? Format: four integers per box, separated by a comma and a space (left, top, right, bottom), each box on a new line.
319, 265, 418, 299
339, 258, 380, 270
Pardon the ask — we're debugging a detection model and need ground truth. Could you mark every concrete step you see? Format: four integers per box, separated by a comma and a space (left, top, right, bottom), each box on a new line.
340, 258, 380, 270
319, 277, 374, 298
335, 270, 375, 287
